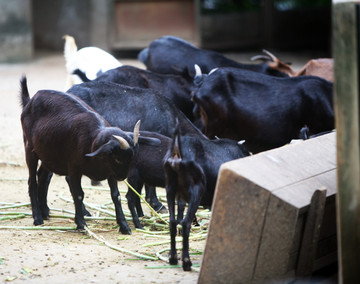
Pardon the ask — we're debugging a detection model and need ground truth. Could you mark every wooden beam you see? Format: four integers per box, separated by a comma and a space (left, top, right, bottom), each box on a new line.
333, 1, 360, 283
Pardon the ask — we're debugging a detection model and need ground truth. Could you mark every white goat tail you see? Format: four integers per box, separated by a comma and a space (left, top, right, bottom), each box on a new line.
63, 35, 78, 73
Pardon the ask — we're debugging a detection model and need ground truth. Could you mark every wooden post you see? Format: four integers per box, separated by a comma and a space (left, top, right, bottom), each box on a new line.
333, 1, 360, 283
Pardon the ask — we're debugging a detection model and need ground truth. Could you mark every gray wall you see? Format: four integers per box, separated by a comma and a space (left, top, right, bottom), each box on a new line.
32, 0, 114, 51
0, 0, 33, 62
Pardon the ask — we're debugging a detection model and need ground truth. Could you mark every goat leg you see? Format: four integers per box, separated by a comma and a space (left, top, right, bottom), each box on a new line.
81, 203, 91, 217
108, 177, 131, 235
37, 165, 52, 220
125, 177, 144, 229
146, 185, 167, 213
168, 199, 178, 265
126, 189, 144, 229
26, 150, 43, 226
165, 171, 179, 265
66, 175, 87, 229
66, 176, 91, 217
181, 182, 203, 271
176, 200, 186, 224
126, 173, 144, 217
134, 194, 144, 217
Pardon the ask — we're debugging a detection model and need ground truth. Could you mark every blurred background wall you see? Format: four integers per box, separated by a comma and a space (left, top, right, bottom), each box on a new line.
0, 0, 33, 62
0, 0, 331, 62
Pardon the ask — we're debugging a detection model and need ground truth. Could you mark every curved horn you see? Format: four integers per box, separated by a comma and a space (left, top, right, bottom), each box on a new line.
113, 135, 130, 150
209, 68, 218, 75
262, 49, 278, 62
194, 64, 202, 78
133, 120, 141, 145
250, 54, 271, 62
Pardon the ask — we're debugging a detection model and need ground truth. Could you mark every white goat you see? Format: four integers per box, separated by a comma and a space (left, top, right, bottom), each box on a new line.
63, 35, 122, 89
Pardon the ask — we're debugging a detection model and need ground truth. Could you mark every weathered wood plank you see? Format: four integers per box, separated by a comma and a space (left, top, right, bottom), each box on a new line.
199, 132, 337, 283
220, 132, 336, 193
253, 194, 299, 282
296, 189, 327, 277
273, 170, 336, 212
198, 172, 271, 284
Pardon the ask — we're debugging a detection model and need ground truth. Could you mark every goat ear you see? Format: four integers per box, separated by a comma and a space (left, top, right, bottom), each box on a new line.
86, 140, 113, 158
138, 137, 161, 146
126, 132, 161, 146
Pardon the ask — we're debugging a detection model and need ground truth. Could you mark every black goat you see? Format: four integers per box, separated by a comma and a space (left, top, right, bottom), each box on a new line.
163, 125, 250, 271
138, 35, 288, 77
20, 76, 158, 234
126, 131, 171, 229
67, 81, 205, 228
192, 67, 334, 153
67, 81, 202, 138
94, 65, 197, 122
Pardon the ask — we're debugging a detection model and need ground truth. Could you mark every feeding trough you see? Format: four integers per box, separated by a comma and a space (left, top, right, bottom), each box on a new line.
199, 132, 337, 283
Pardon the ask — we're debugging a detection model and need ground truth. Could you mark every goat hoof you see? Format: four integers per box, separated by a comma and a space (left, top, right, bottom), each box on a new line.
76, 224, 85, 230
76, 220, 86, 230
182, 258, 192, 271
152, 202, 168, 214
33, 218, 44, 226
135, 223, 144, 230
40, 208, 50, 219
169, 256, 178, 265
157, 204, 168, 214
119, 227, 132, 235
183, 263, 192, 271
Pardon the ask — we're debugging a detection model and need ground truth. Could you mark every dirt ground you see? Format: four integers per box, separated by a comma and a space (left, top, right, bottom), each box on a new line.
0, 51, 311, 284
0, 53, 205, 284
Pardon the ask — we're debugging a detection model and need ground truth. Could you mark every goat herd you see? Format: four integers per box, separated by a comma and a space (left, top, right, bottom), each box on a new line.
19, 35, 334, 271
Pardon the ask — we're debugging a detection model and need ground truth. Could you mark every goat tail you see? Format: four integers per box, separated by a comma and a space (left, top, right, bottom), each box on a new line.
20, 75, 30, 109
63, 34, 78, 71
170, 119, 183, 160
